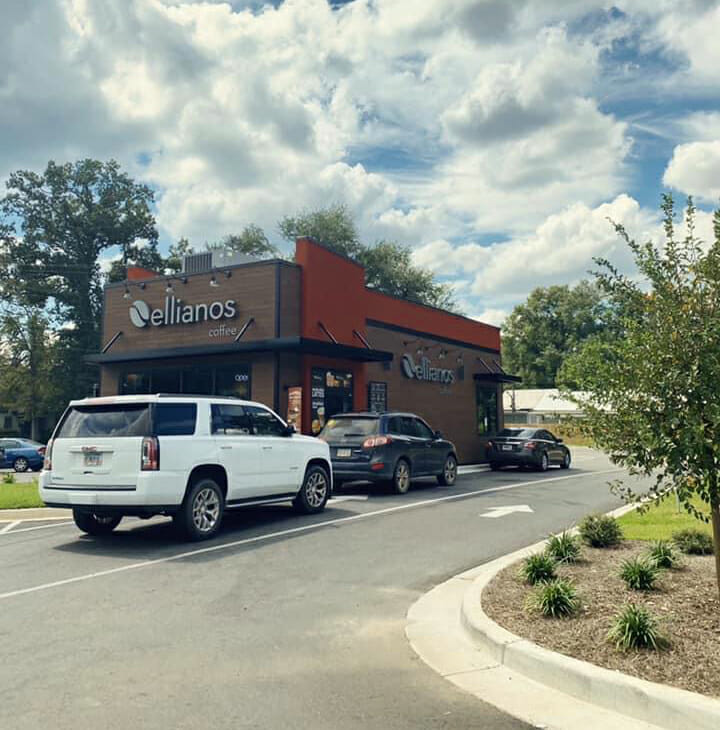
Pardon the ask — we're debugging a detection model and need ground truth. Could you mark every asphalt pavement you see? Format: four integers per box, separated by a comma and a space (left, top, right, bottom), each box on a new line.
0, 449, 649, 730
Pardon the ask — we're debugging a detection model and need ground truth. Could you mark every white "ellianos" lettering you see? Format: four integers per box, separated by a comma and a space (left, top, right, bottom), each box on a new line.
129, 296, 237, 328
401, 353, 455, 384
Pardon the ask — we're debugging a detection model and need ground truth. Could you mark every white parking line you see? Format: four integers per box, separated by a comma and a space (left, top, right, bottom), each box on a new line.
0, 468, 622, 601
0, 520, 74, 535
0, 521, 20, 534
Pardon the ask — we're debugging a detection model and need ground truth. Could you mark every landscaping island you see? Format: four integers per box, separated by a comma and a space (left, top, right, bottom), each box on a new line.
483, 503, 719, 698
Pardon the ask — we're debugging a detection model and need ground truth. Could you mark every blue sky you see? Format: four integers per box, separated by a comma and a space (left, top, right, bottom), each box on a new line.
2, 0, 719, 323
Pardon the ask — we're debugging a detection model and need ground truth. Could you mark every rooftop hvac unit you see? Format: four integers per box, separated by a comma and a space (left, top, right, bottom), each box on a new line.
181, 250, 261, 274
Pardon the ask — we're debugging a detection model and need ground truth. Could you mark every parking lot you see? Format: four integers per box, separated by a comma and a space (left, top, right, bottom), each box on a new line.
0, 449, 647, 730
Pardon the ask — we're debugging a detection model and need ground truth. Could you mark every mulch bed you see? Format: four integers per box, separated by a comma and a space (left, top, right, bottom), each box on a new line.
483, 541, 720, 697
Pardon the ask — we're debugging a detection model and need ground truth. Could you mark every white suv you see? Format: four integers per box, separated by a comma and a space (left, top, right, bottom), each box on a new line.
40, 395, 332, 541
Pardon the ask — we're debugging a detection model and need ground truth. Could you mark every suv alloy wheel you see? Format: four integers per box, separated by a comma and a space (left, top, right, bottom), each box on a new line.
175, 477, 225, 541
391, 459, 411, 494
294, 464, 330, 514
437, 454, 457, 486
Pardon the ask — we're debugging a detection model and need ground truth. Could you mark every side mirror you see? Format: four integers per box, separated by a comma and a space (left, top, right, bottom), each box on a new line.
556, 437, 563, 443
283, 424, 296, 437
433, 430, 443, 440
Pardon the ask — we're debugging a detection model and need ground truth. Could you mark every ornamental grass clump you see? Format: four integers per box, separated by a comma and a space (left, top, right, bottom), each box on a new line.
646, 539, 680, 569
520, 552, 557, 585
578, 514, 623, 548
528, 578, 579, 618
546, 531, 581, 563
619, 556, 660, 591
608, 603, 667, 651
672, 529, 714, 555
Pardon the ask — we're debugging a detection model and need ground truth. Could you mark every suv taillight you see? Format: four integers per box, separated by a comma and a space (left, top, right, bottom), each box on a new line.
362, 435, 393, 449
524, 441, 537, 450
43, 441, 53, 471
141, 436, 159, 470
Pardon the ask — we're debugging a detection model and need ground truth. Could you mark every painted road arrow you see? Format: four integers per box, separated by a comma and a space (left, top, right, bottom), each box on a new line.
480, 504, 534, 518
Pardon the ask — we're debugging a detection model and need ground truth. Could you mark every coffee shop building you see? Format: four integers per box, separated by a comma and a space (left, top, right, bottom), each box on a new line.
92, 238, 518, 463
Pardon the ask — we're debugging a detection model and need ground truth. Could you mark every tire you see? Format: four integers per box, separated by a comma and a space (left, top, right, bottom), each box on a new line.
390, 458, 411, 495
73, 509, 122, 536
174, 477, 225, 541
560, 451, 571, 470
538, 452, 549, 472
293, 464, 330, 514
437, 454, 458, 486
489, 462, 502, 471
13, 457, 29, 473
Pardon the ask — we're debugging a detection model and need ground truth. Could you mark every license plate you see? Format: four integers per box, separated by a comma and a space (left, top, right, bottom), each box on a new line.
336, 448, 352, 458
501, 445, 512, 451
84, 452, 103, 467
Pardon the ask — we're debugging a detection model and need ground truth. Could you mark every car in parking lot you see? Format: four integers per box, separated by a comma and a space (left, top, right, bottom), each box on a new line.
487, 427, 571, 471
40, 395, 332, 541
0, 438, 46, 472
317, 411, 458, 494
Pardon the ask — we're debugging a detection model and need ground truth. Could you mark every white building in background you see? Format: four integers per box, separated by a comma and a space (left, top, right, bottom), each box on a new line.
503, 388, 584, 425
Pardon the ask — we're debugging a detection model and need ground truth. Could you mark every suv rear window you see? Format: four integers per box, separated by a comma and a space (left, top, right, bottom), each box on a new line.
57, 404, 151, 438
319, 417, 378, 439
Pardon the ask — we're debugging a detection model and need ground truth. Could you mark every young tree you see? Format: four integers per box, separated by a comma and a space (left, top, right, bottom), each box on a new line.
563, 196, 720, 599
0, 159, 159, 398
503, 281, 607, 387
208, 224, 279, 259
278, 204, 456, 310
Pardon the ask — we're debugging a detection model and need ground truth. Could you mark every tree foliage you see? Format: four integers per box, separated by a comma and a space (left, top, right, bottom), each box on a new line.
0, 159, 159, 406
503, 281, 607, 387
278, 204, 456, 310
562, 196, 720, 599
207, 224, 279, 259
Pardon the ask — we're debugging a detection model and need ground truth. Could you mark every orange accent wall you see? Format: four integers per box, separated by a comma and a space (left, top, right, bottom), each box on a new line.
296, 237, 500, 352
127, 266, 159, 281
295, 237, 367, 347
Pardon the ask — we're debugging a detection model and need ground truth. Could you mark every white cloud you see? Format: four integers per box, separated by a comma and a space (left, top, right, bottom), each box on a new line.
664, 141, 720, 202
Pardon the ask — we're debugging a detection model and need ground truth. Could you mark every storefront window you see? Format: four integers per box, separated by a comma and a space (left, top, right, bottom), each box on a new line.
311, 368, 353, 435
152, 368, 181, 394
182, 368, 213, 395
215, 364, 251, 399
476, 384, 499, 436
121, 372, 151, 395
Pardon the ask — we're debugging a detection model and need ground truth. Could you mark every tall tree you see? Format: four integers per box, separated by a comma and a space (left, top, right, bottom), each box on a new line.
208, 224, 279, 259
278, 204, 456, 310
563, 196, 720, 599
0, 308, 62, 441
0, 159, 159, 399
502, 281, 608, 387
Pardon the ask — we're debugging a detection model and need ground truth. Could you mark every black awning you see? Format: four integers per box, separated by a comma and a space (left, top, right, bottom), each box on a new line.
474, 372, 523, 384
87, 336, 393, 365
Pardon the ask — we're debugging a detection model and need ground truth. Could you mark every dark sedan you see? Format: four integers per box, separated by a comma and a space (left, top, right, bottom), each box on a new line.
318, 412, 458, 494
0, 438, 46, 472
487, 428, 571, 471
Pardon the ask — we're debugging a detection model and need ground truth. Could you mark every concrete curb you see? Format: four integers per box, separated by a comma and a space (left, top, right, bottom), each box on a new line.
460, 504, 720, 730
0, 507, 72, 522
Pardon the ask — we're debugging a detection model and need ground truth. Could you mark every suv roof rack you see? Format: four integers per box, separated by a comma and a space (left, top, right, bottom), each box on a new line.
154, 393, 243, 399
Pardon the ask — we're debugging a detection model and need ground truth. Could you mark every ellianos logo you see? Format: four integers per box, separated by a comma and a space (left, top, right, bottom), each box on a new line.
401, 353, 455, 384
129, 296, 237, 328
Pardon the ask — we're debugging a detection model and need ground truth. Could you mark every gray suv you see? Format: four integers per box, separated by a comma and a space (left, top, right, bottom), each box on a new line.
318, 412, 457, 494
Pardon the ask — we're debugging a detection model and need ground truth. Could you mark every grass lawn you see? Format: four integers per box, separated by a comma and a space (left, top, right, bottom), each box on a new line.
618, 495, 713, 540
0, 480, 43, 509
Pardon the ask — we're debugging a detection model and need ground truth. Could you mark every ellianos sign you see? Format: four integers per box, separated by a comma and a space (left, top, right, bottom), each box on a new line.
129, 296, 237, 328
401, 353, 455, 384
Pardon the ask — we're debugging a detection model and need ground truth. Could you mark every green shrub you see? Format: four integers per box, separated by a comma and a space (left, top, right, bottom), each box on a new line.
528, 578, 579, 618
2, 472, 15, 485
578, 513, 623, 547
547, 531, 581, 563
619, 557, 660, 590
608, 603, 667, 651
672, 528, 714, 555
646, 539, 680, 569
520, 552, 557, 585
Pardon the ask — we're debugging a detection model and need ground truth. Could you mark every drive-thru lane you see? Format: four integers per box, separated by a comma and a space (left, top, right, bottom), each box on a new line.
0, 450, 645, 730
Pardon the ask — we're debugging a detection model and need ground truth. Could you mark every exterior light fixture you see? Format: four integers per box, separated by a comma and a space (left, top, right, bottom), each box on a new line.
139, 282, 146, 290
438, 350, 446, 360
210, 274, 219, 288
123, 285, 131, 300
165, 279, 174, 294
224, 270, 232, 279
181, 277, 188, 285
